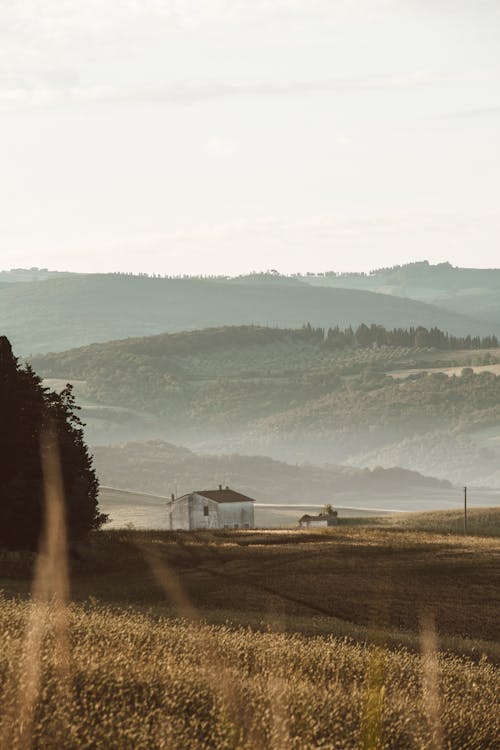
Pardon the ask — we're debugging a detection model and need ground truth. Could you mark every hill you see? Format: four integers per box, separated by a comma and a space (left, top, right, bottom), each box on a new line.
92, 438, 450, 505
30, 324, 500, 485
1, 272, 496, 355
300, 260, 500, 322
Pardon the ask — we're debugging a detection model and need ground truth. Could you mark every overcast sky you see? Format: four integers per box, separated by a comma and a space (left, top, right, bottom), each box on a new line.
1, 1, 499, 275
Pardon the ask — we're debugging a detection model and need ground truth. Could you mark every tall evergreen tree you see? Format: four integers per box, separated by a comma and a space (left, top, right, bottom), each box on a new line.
0, 336, 106, 549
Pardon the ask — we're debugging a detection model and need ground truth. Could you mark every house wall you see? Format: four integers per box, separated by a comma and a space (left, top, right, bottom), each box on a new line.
307, 518, 329, 528
190, 495, 221, 530
217, 501, 254, 529
301, 517, 338, 528
169, 496, 190, 530
168, 494, 255, 530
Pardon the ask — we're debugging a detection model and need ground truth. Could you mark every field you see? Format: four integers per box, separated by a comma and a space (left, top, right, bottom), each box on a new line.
386, 506, 500, 537
388, 363, 500, 379
1, 526, 499, 748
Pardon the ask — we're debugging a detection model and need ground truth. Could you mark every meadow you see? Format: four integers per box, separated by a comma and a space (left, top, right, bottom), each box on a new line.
386, 506, 500, 537
0, 525, 499, 748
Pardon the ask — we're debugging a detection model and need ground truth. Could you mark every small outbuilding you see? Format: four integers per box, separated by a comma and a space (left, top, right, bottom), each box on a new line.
299, 511, 338, 529
167, 485, 255, 530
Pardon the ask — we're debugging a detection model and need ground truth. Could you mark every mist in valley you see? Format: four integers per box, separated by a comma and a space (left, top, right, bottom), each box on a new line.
14, 283, 500, 525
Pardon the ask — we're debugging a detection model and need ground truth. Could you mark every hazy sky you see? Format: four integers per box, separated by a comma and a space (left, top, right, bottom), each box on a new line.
1, 1, 499, 275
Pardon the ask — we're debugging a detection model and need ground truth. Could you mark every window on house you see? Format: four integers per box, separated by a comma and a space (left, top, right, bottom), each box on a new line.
203, 505, 209, 516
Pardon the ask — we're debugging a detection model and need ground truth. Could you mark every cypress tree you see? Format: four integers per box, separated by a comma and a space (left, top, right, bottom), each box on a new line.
0, 336, 106, 549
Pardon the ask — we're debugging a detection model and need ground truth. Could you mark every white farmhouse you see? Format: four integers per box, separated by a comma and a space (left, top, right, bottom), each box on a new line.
167, 485, 255, 530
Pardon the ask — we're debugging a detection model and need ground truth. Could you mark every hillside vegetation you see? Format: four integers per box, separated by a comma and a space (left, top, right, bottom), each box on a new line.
31, 325, 500, 484
2, 272, 495, 355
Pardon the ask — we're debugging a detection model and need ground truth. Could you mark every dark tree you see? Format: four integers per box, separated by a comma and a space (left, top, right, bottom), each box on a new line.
0, 336, 107, 549
355, 324, 372, 347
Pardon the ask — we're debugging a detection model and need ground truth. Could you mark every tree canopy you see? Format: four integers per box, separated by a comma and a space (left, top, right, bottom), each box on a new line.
0, 336, 106, 549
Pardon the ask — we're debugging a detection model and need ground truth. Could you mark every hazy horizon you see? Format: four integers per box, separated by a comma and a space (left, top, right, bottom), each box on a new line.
4, 258, 500, 277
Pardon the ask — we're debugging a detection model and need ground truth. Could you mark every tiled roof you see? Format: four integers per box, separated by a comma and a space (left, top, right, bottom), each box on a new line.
196, 488, 256, 504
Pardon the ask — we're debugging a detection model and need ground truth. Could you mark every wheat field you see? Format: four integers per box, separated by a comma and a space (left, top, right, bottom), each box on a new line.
1, 523, 500, 749
0, 596, 499, 750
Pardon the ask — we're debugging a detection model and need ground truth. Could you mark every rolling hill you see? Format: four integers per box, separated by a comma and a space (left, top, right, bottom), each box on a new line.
29, 324, 500, 484
300, 260, 500, 322
93, 439, 451, 505
1, 272, 496, 355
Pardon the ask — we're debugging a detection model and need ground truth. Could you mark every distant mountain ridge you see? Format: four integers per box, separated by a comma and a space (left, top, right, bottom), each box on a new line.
1, 271, 497, 355
298, 260, 500, 321
305, 260, 500, 288
0, 268, 73, 283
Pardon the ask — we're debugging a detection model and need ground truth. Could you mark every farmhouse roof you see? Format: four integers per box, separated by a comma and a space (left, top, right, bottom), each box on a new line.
196, 487, 256, 504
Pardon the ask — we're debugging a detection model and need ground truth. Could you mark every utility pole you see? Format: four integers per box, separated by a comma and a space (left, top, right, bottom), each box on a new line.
464, 486, 468, 535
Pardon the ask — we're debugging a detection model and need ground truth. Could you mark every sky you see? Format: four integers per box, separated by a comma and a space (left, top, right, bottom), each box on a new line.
1, 1, 499, 275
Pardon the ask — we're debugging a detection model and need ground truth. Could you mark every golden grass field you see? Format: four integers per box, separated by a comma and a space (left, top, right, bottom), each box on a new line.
386, 506, 500, 537
1, 515, 499, 749
0, 599, 498, 749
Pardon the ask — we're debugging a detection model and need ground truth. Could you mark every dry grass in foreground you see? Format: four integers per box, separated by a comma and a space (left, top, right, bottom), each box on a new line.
1, 525, 499, 749
0, 597, 499, 750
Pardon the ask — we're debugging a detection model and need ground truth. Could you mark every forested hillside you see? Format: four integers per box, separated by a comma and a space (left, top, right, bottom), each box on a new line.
30, 324, 500, 485
1, 272, 495, 354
